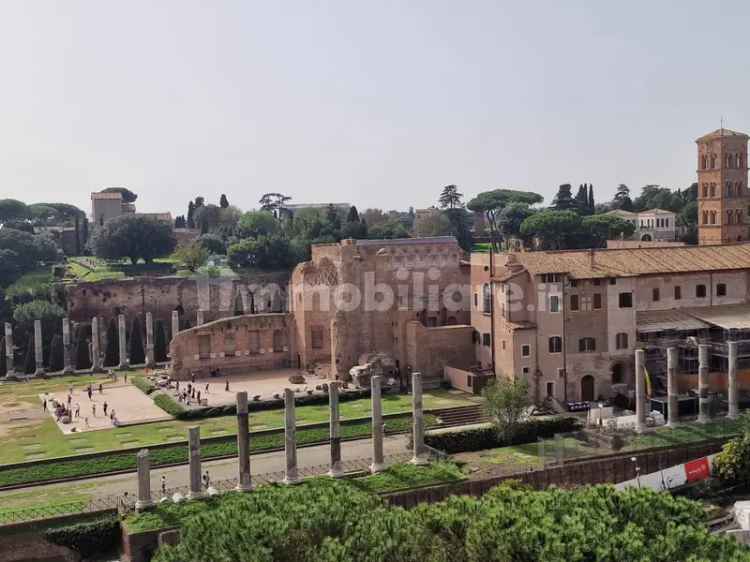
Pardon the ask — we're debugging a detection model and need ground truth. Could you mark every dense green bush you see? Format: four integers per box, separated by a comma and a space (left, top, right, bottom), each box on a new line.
426, 417, 580, 454
153, 393, 186, 416
44, 515, 120, 558
146, 479, 750, 562
132, 375, 156, 395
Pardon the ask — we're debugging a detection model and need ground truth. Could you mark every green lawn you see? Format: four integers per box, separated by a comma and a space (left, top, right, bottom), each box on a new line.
0, 374, 476, 465
4, 268, 53, 299
65, 256, 176, 282
0, 483, 96, 524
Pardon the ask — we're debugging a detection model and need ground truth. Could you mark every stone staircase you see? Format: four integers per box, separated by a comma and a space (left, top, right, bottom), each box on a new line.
429, 404, 491, 428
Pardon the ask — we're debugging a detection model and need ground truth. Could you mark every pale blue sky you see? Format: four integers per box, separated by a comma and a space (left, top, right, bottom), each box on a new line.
1, 1, 748, 216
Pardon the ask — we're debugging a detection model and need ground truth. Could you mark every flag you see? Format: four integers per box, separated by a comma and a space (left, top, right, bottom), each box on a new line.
644, 366, 652, 398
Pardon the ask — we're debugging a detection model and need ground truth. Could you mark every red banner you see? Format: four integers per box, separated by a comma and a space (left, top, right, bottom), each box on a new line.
684, 457, 710, 483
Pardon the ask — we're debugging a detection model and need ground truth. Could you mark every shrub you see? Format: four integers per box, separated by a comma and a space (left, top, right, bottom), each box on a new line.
425, 417, 580, 454
132, 375, 156, 395
153, 393, 186, 416
44, 515, 120, 558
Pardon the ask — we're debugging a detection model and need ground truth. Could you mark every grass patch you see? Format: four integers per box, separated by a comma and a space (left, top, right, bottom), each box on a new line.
5, 269, 52, 299
625, 416, 742, 450
351, 461, 466, 494
153, 393, 185, 416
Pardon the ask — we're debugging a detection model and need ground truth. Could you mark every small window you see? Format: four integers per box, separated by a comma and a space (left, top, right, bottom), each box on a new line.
501, 340, 506, 350
615, 332, 629, 350
482, 284, 492, 313
522, 344, 530, 357
674, 286, 681, 300
717, 283, 727, 297
609, 278, 617, 285
619, 292, 633, 308
652, 288, 660, 302
522, 367, 529, 375
578, 337, 596, 352
473, 293, 478, 307
549, 295, 560, 313
570, 294, 579, 311
548, 336, 562, 354
482, 333, 491, 347
593, 279, 601, 286
593, 293, 602, 309
696, 284, 707, 298
569, 280, 578, 288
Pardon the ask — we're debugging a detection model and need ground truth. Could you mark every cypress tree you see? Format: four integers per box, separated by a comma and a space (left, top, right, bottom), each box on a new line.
220, 194, 229, 208
129, 317, 145, 365
588, 184, 595, 211
48, 334, 64, 372
154, 320, 168, 362
103, 318, 119, 367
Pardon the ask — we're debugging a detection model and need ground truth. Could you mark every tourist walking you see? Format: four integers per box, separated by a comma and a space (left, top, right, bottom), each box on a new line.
87, 386, 92, 400
225, 379, 229, 392
161, 475, 167, 497
205, 383, 209, 394
42, 399, 47, 412
203, 470, 211, 490
99, 383, 103, 394
75, 403, 80, 418
92, 403, 96, 417
103, 401, 108, 416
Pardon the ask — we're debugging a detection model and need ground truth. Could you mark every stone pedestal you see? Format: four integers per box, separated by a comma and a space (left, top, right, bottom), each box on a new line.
634, 349, 646, 433
328, 381, 343, 477
187, 427, 203, 499
236, 391, 252, 491
196, 310, 204, 326
283, 388, 299, 484
62, 317, 74, 374
117, 314, 129, 370
410, 371, 428, 465
4, 322, 15, 377
135, 449, 154, 511
666, 347, 679, 428
91, 316, 103, 373
34, 319, 44, 376
145, 312, 155, 369
728, 341, 739, 420
171, 310, 180, 342
698, 344, 710, 424
370, 375, 385, 473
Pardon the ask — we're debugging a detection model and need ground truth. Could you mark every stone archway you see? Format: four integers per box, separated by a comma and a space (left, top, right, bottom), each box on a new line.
640, 233, 652, 242
580, 375, 595, 402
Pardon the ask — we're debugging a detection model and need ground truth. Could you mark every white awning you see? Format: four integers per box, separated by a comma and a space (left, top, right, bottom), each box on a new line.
684, 304, 750, 331
636, 309, 710, 334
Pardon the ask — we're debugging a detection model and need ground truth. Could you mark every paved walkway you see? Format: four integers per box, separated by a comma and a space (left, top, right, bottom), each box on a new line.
0, 434, 411, 509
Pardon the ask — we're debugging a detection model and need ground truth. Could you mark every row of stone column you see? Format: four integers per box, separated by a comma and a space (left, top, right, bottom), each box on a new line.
634, 342, 740, 433
3, 312, 169, 377
135, 372, 428, 509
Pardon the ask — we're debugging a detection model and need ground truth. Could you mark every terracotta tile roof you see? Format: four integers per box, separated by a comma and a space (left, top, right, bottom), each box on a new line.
494, 243, 750, 279
696, 128, 749, 142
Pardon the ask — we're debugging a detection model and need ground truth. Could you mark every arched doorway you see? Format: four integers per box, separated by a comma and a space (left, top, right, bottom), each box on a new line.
580, 375, 595, 402
640, 233, 652, 242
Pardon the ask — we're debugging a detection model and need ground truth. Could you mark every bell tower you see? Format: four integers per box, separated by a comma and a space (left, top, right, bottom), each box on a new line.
696, 128, 749, 245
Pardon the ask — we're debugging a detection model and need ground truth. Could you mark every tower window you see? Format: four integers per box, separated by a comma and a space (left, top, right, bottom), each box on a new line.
696, 284, 707, 298
727, 210, 734, 225
593, 293, 602, 309
674, 285, 682, 300
702, 183, 708, 198
710, 184, 716, 198
702, 211, 709, 225
570, 294, 579, 311
710, 211, 716, 225
618, 292, 633, 308
652, 288, 660, 302
717, 283, 727, 297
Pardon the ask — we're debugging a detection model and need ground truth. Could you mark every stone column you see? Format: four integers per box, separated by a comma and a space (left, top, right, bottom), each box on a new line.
370, 375, 385, 473
197, 310, 204, 326
62, 317, 73, 374
145, 312, 155, 368
236, 391, 252, 491
328, 381, 343, 477
117, 314, 129, 370
91, 316, 103, 373
634, 349, 646, 433
411, 371, 428, 465
698, 344, 710, 424
4, 322, 14, 377
171, 310, 180, 342
135, 449, 153, 511
283, 388, 299, 484
728, 341, 739, 420
34, 319, 44, 376
188, 426, 202, 499
666, 347, 679, 428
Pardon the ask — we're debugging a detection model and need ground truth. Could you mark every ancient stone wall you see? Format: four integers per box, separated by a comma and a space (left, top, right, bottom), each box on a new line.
169, 313, 295, 379
405, 322, 475, 379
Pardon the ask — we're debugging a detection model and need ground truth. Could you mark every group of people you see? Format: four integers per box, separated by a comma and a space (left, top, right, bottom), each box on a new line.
42, 379, 120, 428
176, 381, 207, 406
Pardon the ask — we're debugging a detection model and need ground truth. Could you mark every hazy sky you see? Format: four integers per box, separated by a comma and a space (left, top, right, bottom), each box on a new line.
1, 1, 748, 216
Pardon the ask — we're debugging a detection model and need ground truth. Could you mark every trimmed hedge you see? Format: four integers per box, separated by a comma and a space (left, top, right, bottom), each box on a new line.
170, 388, 372, 421
425, 417, 581, 454
153, 393, 186, 416
44, 515, 120, 558
132, 375, 156, 395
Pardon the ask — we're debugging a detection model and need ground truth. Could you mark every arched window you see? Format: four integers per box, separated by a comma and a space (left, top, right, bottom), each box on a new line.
727, 210, 733, 225
740, 154, 744, 168
615, 332, 629, 350
701, 155, 708, 169
578, 337, 596, 352
702, 183, 708, 198
482, 283, 492, 313
738, 210, 744, 224
702, 210, 709, 225
726, 154, 732, 168
710, 211, 716, 225
711, 154, 717, 168
727, 182, 733, 197
710, 183, 716, 197
548, 336, 562, 353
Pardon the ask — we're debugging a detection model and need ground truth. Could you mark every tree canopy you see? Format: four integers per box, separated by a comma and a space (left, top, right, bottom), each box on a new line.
467, 189, 543, 249
91, 215, 176, 264
100, 187, 138, 203
0, 199, 31, 222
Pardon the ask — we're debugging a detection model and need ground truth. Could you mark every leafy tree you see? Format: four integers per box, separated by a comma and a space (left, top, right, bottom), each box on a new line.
198, 233, 225, 255
444, 208, 474, 252
259, 192, 291, 217
582, 214, 636, 247
498, 203, 536, 243
520, 210, 582, 250
219, 194, 229, 208
346, 205, 360, 222
129, 317, 145, 365
467, 189, 543, 251
194, 196, 205, 208
483, 377, 531, 440
415, 210, 453, 237
2, 220, 34, 233
173, 242, 208, 272
612, 183, 634, 211
368, 219, 409, 239
28, 204, 60, 224
588, 184, 595, 211
439, 184, 464, 209
154, 320, 168, 362
91, 215, 176, 264
325, 204, 342, 233
174, 215, 186, 229
193, 204, 220, 234
0, 199, 31, 222
574, 184, 589, 212
187, 201, 196, 229
238, 211, 279, 238
13, 300, 65, 324
100, 187, 137, 203
551, 183, 579, 211
633, 184, 684, 213
227, 235, 294, 271
342, 206, 367, 239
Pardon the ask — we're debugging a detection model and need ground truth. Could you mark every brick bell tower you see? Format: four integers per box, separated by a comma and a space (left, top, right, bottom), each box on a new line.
696, 128, 750, 245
